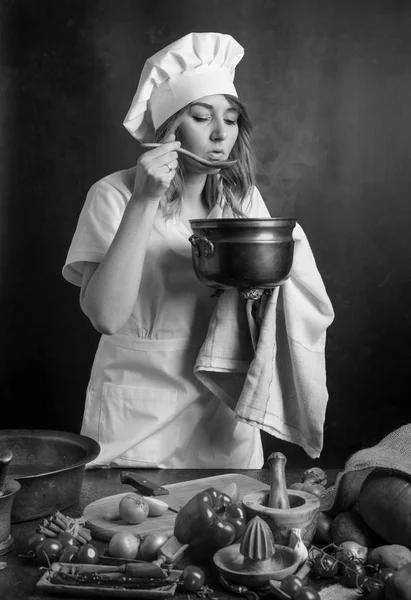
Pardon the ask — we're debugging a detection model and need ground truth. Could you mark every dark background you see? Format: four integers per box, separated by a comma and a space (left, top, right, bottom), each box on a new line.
1, 0, 410, 468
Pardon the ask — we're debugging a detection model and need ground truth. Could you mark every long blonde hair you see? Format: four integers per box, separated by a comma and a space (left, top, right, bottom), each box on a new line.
154, 95, 256, 218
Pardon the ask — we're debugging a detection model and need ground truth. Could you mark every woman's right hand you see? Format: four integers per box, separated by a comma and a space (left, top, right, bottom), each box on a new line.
133, 134, 180, 201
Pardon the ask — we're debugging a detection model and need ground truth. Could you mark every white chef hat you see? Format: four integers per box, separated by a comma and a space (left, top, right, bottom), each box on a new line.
123, 32, 244, 142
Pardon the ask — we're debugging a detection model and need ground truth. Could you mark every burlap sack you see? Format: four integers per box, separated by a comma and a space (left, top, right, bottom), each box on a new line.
320, 423, 411, 515
315, 423, 411, 598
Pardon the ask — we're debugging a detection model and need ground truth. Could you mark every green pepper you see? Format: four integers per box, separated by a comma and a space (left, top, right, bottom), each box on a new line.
174, 487, 246, 559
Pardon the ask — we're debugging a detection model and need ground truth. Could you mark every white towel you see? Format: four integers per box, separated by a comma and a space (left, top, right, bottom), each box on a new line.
194, 223, 335, 459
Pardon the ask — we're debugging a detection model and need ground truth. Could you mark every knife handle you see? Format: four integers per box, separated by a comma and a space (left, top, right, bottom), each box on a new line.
120, 471, 169, 497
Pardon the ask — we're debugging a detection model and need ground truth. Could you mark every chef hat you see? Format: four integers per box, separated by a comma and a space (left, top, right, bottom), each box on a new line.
123, 32, 244, 142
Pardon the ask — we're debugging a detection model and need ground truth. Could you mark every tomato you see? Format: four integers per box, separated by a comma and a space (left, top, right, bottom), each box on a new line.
311, 553, 339, 578
181, 565, 206, 592
57, 533, 79, 548
293, 586, 321, 600
280, 573, 303, 595
376, 567, 395, 583
59, 545, 79, 563
74, 543, 99, 564
361, 578, 385, 599
340, 559, 367, 588
27, 533, 46, 553
35, 538, 63, 566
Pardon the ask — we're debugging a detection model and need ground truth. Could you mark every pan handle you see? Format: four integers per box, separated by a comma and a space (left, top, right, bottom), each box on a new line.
188, 234, 214, 258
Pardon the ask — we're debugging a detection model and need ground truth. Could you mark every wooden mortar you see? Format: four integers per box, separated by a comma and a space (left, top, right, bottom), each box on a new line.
242, 452, 320, 545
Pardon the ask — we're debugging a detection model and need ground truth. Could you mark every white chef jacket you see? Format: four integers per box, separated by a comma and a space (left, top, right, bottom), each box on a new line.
63, 167, 270, 469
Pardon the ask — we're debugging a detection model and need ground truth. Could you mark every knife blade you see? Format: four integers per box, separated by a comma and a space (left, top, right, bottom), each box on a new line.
120, 471, 182, 513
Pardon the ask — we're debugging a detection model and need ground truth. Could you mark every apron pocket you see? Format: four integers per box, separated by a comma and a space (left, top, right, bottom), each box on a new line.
98, 383, 178, 466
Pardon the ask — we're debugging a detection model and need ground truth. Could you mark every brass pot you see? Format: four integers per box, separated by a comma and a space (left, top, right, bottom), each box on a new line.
189, 218, 297, 295
0, 429, 100, 522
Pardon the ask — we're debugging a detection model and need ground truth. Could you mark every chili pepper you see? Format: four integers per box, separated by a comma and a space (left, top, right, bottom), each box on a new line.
174, 486, 246, 559
49, 571, 173, 589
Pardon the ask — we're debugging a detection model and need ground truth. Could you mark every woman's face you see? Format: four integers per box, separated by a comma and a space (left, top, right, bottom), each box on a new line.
177, 94, 239, 172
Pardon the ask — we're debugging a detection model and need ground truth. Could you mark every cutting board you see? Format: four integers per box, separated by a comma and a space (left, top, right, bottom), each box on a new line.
83, 473, 269, 542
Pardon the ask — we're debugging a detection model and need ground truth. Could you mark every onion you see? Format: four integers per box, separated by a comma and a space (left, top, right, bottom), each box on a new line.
108, 531, 141, 560
336, 541, 368, 563
138, 532, 170, 561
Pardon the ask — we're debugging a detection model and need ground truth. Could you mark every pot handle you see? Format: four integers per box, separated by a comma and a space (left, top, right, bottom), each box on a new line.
188, 234, 214, 258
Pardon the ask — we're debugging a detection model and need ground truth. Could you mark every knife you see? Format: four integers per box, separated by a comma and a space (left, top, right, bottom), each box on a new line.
120, 471, 182, 513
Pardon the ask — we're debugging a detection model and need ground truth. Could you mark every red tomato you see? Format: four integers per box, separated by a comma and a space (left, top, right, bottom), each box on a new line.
293, 586, 321, 600
340, 559, 367, 588
57, 532, 79, 547
27, 533, 46, 553
377, 567, 395, 583
35, 538, 63, 566
59, 545, 79, 563
74, 543, 99, 564
181, 566, 205, 592
280, 573, 303, 595
311, 553, 339, 578
361, 578, 385, 599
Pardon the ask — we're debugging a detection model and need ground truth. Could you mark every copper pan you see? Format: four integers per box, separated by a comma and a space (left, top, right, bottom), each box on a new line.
0, 429, 100, 522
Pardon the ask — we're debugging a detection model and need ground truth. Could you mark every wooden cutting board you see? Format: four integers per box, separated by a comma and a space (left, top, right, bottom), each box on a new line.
83, 473, 269, 541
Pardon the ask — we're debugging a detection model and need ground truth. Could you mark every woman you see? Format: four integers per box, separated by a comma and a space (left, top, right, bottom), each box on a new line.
63, 32, 330, 469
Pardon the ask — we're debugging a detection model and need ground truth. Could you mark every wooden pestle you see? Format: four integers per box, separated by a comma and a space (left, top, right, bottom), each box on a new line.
0, 449, 13, 497
267, 452, 290, 509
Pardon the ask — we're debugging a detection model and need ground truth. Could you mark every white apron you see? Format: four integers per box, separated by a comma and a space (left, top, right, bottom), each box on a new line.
63, 169, 267, 469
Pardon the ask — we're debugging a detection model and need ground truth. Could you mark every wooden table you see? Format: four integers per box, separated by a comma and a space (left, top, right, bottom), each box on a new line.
1, 467, 341, 600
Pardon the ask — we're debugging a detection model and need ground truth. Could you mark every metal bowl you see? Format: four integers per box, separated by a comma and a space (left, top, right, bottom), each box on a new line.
0, 429, 100, 522
189, 218, 297, 295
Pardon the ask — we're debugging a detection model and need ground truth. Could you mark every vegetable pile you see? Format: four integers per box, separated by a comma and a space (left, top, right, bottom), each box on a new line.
308, 467, 411, 597
23, 530, 99, 567
20, 462, 411, 599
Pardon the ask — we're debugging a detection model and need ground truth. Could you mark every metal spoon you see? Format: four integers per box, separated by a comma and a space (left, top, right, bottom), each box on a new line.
140, 143, 237, 168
